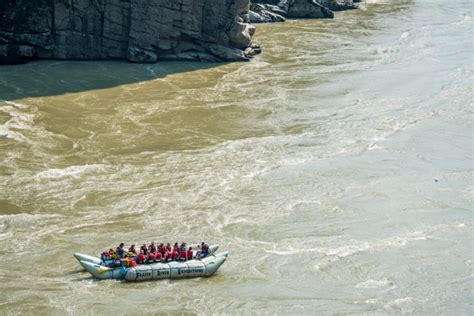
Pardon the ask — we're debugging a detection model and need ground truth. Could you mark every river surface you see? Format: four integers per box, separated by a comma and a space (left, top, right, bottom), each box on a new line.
0, 0, 472, 314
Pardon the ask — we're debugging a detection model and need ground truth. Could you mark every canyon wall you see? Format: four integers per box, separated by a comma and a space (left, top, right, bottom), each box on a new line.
0, 0, 260, 64
0, 0, 359, 65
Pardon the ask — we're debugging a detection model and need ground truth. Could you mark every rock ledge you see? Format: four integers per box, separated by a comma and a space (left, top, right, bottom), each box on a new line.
0, 0, 260, 65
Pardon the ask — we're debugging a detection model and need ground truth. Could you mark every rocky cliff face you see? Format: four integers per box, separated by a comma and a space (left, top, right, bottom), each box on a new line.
0, 0, 260, 64
250, 0, 358, 23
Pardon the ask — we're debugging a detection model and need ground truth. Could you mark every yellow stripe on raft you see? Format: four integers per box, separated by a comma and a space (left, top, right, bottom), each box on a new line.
98, 266, 111, 273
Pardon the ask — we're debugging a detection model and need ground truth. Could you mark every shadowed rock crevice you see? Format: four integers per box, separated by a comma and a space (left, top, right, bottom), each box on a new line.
0, 0, 260, 65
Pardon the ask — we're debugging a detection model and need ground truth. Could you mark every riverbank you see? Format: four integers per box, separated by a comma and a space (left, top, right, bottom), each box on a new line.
0, 0, 360, 65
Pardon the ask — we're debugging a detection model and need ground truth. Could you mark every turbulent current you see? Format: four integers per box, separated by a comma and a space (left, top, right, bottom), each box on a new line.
0, 0, 472, 314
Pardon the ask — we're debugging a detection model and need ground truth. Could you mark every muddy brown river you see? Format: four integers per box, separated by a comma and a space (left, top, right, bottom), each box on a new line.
0, 0, 472, 314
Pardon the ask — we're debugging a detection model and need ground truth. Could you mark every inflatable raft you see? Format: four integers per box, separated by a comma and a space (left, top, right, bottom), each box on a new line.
73, 245, 228, 282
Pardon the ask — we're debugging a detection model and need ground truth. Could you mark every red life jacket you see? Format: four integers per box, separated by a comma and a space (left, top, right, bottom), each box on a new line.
187, 250, 193, 259
180, 251, 187, 260
130, 258, 137, 267
172, 251, 179, 260
137, 254, 145, 264
156, 252, 163, 261
148, 252, 155, 262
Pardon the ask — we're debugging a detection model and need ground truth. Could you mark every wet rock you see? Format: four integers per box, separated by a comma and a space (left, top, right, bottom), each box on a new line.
249, 0, 357, 23
209, 44, 250, 61
127, 47, 158, 64
318, 0, 358, 11
249, 4, 287, 23
0, 44, 36, 65
286, 0, 334, 19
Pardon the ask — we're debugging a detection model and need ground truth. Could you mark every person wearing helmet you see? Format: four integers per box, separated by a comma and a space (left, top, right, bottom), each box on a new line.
157, 243, 165, 257
140, 243, 148, 256
128, 244, 137, 255
137, 250, 146, 264
202, 242, 209, 254
149, 242, 157, 254
148, 251, 156, 264
196, 242, 209, 259
101, 250, 110, 261
171, 242, 178, 261
187, 247, 194, 260
155, 251, 163, 262
116, 243, 125, 258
